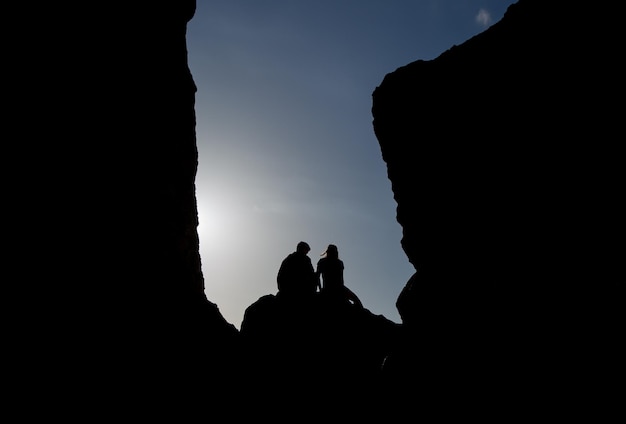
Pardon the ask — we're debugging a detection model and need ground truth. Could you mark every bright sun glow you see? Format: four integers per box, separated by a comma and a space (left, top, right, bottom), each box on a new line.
195, 187, 250, 256
196, 197, 232, 251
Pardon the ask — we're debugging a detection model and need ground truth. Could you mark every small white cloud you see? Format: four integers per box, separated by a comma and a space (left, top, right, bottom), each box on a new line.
475, 8, 492, 27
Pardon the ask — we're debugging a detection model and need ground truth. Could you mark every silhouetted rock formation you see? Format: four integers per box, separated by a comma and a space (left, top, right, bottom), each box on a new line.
20, 0, 240, 415
372, 0, 624, 417
238, 291, 401, 417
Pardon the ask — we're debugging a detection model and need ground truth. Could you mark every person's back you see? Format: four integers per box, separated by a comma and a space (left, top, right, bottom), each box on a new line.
277, 241, 317, 298
316, 256, 344, 293
316, 244, 363, 308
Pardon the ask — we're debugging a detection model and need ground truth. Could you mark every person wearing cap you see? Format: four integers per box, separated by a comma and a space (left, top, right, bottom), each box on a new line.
316, 244, 363, 308
276, 241, 318, 298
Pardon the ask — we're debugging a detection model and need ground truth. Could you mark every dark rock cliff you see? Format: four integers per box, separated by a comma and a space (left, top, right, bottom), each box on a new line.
372, 0, 624, 417
18, 0, 240, 416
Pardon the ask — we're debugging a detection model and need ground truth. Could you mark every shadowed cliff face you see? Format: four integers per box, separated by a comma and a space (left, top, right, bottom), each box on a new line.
23, 1, 242, 413
374, 0, 624, 292
372, 0, 624, 413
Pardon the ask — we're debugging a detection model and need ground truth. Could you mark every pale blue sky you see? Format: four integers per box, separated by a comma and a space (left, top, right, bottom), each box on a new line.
187, 0, 516, 329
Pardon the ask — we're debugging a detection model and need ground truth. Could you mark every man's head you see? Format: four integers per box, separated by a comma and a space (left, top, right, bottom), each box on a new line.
296, 241, 311, 254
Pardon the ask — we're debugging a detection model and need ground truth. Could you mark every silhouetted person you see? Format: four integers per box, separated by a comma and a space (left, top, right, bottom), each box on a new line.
277, 241, 318, 298
316, 244, 363, 308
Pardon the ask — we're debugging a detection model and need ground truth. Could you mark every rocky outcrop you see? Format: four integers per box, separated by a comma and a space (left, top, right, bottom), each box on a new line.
20, 0, 240, 415
239, 292, 401, 401
372, 0, 624, 416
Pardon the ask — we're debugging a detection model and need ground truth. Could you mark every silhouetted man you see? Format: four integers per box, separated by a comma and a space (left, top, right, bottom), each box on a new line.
277, 241, 317, 298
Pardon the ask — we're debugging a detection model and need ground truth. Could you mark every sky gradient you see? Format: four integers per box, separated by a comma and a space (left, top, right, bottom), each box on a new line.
187, 0, 516, 329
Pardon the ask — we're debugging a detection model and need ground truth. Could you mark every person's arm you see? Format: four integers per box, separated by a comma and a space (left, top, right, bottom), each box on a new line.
277, 258, 286, 291
315, 260, 323, 291
340, 260, 345, 286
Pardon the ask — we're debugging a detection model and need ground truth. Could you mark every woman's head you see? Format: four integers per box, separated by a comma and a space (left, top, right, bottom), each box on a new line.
322, 244, 339, 259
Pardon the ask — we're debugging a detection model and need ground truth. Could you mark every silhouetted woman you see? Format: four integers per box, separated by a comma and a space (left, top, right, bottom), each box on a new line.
316, 244, 363, 308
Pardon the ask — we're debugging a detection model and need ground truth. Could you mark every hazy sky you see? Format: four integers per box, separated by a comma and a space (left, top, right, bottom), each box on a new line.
187, 0, 516, 329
